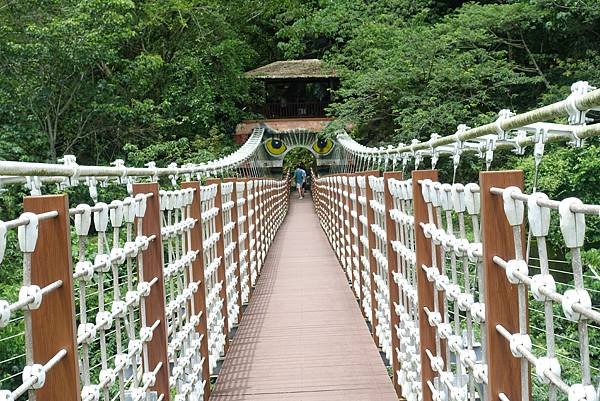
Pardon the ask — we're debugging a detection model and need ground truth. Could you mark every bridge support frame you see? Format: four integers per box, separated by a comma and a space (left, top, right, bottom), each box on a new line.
383, 171, 403, 397
412, 169, 445, 401
480, 170, 527, 401
363, 170, 382, 344
132, 182, 171, 401
206, 178, 230, 351
181, 181, 212, 401
24, 194, 81, 401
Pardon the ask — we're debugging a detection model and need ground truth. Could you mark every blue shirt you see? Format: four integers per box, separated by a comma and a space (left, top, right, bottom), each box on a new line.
294, 168, 306, 184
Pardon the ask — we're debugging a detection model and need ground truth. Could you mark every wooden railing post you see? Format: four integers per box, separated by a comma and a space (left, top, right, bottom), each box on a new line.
180, 181, 211, 400
364, 170, 381, 343
383, 171, 403, 397
479, 170, 526, 401
247, 180, 258, 289
343, 174, 355, 284
326, 177, 335, 243
411, 170, 439, 401
24, 194, 81, 401
205, 178, 230, 348
132, 183, 171, 401
225, 178, 243, 322
347, 173, 361, 302
241, 179, 252, 300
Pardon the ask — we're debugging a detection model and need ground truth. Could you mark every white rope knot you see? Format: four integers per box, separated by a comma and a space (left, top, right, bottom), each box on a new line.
567, 384, 597, 401
135, 235, 150, 251
114, 353, 129, 371
75, 261, 94, 281
110, 247, 126, 265
448, 335, 462, 353
530, 274, 556, 302
22, 363, 45, 389
81, 385, 101, 401
429, 356, 444, 373
95, 311, 113, 331
19, 285, 42, 310
99, 368, 117, 386
562, 288, 592, 321
535, 356, 561, 384
509, 332, 532, 358
78, 323, 97, 344
137, 281, 152, 297
505, 259, 528, 284
457, 293, 474, 311
473, 363, 488, 384
94, 254, 111, 273
0, 301, 10, 328
111, 300, 127, 318
127, 339, 143, 358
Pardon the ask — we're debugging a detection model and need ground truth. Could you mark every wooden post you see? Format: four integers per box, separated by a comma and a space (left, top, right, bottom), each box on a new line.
412, 170, 439, 401
24, 195, 81, 401
132, 183, 171, 401
352, 173, 365, 309
343, 174, 355, 285
205, 178, 230, 348
225, 178, 243, 322
480, 170, 525, 401
364, 170, 381, 343
248, 180, 257, 289
180, 182, 211, 400
241, 179, 252, 299
383, 171, 403, 397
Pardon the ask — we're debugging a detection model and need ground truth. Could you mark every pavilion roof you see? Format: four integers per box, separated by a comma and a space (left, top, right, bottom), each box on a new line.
244, 59, 337, 79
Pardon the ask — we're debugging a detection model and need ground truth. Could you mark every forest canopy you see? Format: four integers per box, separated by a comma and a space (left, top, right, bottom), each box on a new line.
1, 0, 599, 167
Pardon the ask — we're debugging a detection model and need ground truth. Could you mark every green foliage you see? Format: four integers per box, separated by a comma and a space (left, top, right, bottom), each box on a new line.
276, 0, 600, 147
0, 0, 284, 165
283, 147, 316, 174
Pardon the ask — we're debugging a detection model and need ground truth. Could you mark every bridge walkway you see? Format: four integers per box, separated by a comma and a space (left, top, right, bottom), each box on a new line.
209, 196, 398, 401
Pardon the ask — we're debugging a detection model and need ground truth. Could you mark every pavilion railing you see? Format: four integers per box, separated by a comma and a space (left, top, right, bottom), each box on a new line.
0, 177, 289, 401
262, 101, 328, 119
313, 170, 600, 401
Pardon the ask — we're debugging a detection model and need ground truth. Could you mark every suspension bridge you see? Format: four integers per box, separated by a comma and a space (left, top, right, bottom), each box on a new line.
0, 80, 599, 401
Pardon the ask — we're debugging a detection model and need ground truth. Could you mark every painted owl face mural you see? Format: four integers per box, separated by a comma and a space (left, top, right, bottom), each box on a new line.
263, 131, 335, 158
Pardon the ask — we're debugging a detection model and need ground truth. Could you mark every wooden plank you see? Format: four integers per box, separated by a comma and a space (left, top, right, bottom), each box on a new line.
210, 197, 398, 401
132, 183, 171, 401
24, 194, 81, 401
412, 169, 439, 401
180, 181, 211, 401
206, 178, 230, 349
479, 170, 525, 401
383, 171, 403, 397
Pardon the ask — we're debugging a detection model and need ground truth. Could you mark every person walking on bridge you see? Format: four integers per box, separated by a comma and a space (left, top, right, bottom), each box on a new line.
294, 165, 306, 199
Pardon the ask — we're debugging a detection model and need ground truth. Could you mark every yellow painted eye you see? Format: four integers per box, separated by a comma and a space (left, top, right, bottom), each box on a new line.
265, 138, 287, 156
312, 137, 334, 155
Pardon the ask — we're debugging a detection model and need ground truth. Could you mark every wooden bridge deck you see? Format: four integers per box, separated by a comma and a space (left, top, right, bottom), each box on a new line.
210, 196, 398, 401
